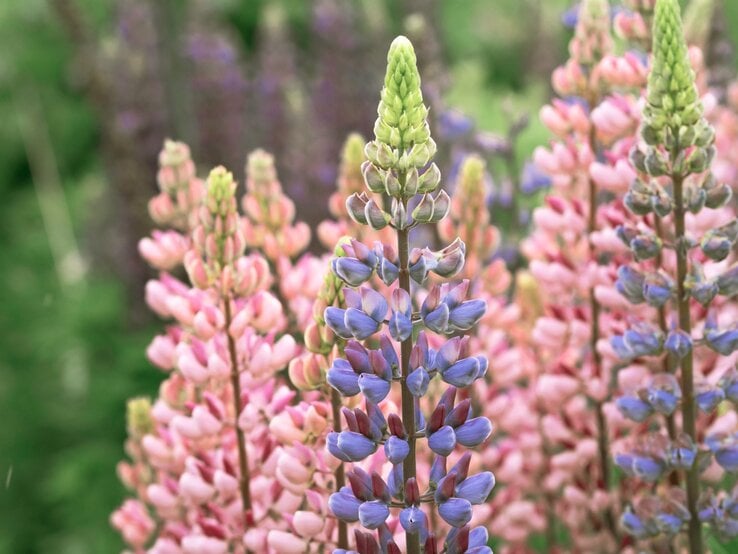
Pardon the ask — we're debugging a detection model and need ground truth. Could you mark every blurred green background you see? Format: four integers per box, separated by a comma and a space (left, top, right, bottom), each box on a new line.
2, 1, 738, 552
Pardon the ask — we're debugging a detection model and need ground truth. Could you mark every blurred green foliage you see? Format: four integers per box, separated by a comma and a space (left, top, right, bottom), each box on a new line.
1, 0, 738, 552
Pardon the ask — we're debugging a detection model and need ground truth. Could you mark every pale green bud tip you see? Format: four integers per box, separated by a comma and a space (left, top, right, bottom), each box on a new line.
246, 149, 277, 184
334, 236, 352, 257
160, 139, 191, 167
342, 134, 366, 168
126, 397, 154, 438
373, 35, 430, 151
460, 155, 485, 185
645, 0, 701, 127
206, 166, 237, 203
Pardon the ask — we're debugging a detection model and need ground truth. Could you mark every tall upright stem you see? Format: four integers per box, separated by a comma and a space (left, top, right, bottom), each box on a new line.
223, 298, 253, 525
654, 216, 681, 487
330, 387, 348, 548
398, 195, 420, 554
586, 118, 618, 544
672, 171, 702, 553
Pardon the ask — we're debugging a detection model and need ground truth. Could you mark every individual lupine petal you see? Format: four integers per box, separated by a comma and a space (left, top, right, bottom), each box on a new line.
664, 329, 692, 359
362, 161, 386, 193
359, 501, 390, 530
635, 455, 668, 483
359, 287, 388, 322
325, 307, 352, 338
386, 465, 403, 499
701, 232, 733, 262
705, 322, 738, 355
720, 370, 738, 403
623, 323, 664, 357
717, 264, 738, 298
469, 527, 489, 548
358, 373, 391, 404
630, 233, 662, 261
389, 289, 413, 342
668, 434, 697, 470
345, 308, 382, 340
408, 248, 436, 284
428, 425, 457, 456
434, 238, 467, 278
384, 436, 410, 465
423, 303, 450, 334
654, 512, 684, 535
378, 256, 399, 286
346, 193, 370, 225
332, 257, 374, 287
337, 431, 378, 461
329, 487, 361, 522
695, 382, 725, 414
646, 374, 682, 416
616, 266, 646, 304
643, 272, 673, 307
441, 357, 480, 388
407, 366, 430, 397
707, 433, 738, 472
438, 498, 473, 528
327, 432, 352, 462
399, 506, 428, 538
327, 359, 361, 397
455, 417, 493, 447
448, 299, 486, 332
455, 472, 495, 504
621, 509, 659, 539
365, 199, 390, 230
616, 396, 654, 422
430, 455, 446, 486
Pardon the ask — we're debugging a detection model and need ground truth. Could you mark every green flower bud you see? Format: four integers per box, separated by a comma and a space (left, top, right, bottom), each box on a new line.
127, 397, 154, 439
643, 0, 714, 155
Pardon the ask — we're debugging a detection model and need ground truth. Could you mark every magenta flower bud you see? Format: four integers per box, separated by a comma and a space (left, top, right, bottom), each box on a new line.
371, 471, 390, 502
387, 413, 406, 439
428, 425, 457, 456
438, 498, 473, 528
455, 417, 492, 448
455, 471, 495, 504
347, 468, 373, 501
329, 488, 361, 522
445, 399, 472, 429
357, 373, 391, 404
327, 359, 361, 397
384, 436, 410, 465
358, 500, 390, 530
337, 431, 377, 461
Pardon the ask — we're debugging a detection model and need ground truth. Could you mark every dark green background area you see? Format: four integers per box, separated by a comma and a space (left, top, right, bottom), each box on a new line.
2, 1, 738, 552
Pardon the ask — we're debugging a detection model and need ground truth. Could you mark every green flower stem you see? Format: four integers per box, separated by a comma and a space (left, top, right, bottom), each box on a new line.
224, 297, 253, 526
397, 191, 420, 554
673, 169, 702, 553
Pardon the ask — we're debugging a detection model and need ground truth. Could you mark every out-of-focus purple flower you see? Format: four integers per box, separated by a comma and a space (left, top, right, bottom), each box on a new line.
520, 161, 552, 195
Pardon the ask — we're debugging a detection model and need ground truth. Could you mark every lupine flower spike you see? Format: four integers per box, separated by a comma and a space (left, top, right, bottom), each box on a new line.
616, 0, 738, 551
324, 36, 494, 554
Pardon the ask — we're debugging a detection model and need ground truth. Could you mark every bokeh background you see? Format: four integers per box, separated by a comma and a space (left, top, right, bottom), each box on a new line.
2, 0, 738, 552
